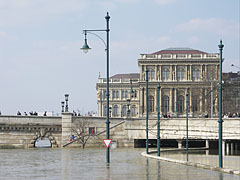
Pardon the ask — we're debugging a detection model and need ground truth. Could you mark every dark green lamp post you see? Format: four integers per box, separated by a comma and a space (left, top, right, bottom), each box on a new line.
146, 68, 149, 154
157, 83, 161, 156
186, 92, 189, 161
65, 94, 69, 112
127, 79, 134, 118
81, 31, 91, 53
218, 40, 224, 168
61, 101, 65, 113
81, 12, 111, 163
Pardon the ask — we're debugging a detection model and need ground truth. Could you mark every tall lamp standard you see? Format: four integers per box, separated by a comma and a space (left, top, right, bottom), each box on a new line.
186, 92, 189, 161
61, 101, 65, 113
80, 12, 111, 163
146, 68, 149, 154
65, 94, 69, 112
157, 83, 161, 156
127, 79, 134, 118
231, 64, 240, 70
218, 40, 224, 168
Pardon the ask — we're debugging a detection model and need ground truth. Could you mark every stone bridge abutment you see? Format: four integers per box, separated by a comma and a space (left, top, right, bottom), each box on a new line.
0, 115, 240, 150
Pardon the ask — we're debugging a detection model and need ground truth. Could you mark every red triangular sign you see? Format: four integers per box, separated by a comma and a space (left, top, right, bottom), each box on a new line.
103, 139, 112, 148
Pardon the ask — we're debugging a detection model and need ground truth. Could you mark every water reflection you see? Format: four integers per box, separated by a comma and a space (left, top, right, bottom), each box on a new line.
106, 163, 111, 180
219, 173, 223, 180
0, 148, 239, 180
157, 161, 161, 180
146, 158, 149, 180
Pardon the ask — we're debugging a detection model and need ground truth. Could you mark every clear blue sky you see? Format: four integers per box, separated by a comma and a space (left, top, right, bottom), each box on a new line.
0, 0, 239, 115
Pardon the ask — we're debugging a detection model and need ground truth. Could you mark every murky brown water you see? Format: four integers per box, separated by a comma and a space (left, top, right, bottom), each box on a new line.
0, 148, 239, 180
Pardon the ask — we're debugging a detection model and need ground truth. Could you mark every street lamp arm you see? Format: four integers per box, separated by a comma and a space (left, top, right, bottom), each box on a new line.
83, 30, 107, 50
231, 64, 240, 70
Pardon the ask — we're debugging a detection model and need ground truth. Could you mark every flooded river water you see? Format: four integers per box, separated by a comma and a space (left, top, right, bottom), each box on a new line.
0, 148, 239, 180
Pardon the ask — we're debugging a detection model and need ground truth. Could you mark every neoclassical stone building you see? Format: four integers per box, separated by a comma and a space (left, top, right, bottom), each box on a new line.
96, 48, 221, 118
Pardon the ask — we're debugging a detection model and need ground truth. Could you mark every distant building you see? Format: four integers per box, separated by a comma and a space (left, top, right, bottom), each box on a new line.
96, 48, 226, 118
223, 72, 240, 115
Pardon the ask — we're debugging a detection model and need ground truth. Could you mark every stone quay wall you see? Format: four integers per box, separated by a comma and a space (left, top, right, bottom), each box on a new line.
0, 114, 240, 149
0, 115, 62, 148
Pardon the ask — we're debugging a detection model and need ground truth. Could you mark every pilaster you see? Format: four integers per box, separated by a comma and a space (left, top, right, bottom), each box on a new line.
169, 88, 173, 113
62, 112, 73, 147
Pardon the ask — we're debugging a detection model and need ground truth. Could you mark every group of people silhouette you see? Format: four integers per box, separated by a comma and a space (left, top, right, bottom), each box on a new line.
17, 111, 47, 116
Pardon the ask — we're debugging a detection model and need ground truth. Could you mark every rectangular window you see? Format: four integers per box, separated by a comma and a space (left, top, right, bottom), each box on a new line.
89, 127, 95, 135
104, 90, 107, 99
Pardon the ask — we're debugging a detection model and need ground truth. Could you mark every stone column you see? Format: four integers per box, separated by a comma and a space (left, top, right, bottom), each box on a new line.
177, 140, 183, 149
206, 140, 209, 148
235, 143, 238, 152
226, 142, 230, 155
170, 65, 173, 81
204, 88, 207, 113
200, 89, 203, 114
159, 65, 162, 81
189, 88, 192, 114
119, 104, 122, 117
231, 143, 234, 155
205, 64, 208, 79
155, 65, 158, 80
140, 65, 143, 81
222, 140, 225, 156
62, 112, 73, 147
189, 65, 192, 81
169, 88, 173, 113
141, 88, 145, 115
201, 65, 203, 80
174, 65, 177, 81
174, 88, 177, 113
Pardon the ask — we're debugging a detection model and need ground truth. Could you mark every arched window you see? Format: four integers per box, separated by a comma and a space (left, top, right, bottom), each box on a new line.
122, 105, 128, 117
148, 95, 154, 112
162, 67, 170, 81
113, 105, 118, 117
162, 95, 169, 115
177, 66, 185, 81
177, 96, 185, 113
131, 105, 137, 116
192, 67, 200, 81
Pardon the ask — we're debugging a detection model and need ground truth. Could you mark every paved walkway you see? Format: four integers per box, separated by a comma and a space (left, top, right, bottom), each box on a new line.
141, 149, 240, 176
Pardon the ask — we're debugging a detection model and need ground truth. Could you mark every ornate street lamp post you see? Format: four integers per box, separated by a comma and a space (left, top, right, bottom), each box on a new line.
65, 94, 69, 112
61, 101, 65, 113
146, 68, 149, 154
127, 79, 134, 118
218, 40, 224, 168
231, 64, 240, 70
157, 83, 161, 156
186, 92, 189, 161
81, 12, 111, 163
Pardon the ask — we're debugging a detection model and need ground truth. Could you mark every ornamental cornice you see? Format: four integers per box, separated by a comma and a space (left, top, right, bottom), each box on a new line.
138, 59, 219, 65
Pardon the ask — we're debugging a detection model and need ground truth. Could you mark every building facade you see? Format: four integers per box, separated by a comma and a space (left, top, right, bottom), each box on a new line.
96, 48, 222, 118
